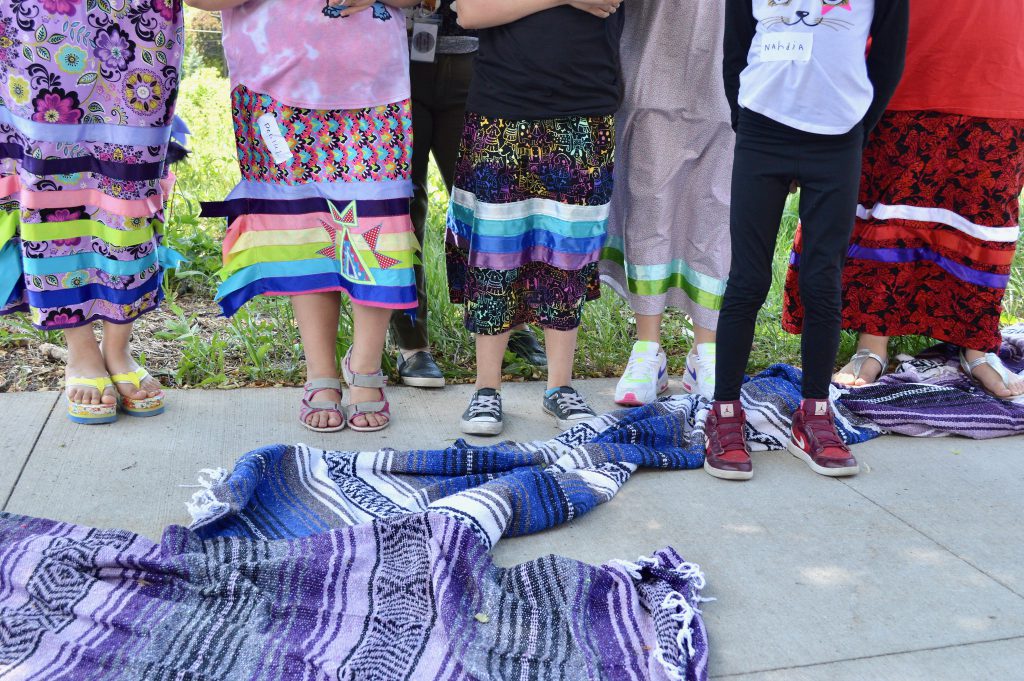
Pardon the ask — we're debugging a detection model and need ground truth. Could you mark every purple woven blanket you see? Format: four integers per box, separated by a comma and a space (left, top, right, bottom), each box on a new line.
0, 512, 707, 681
840, 334, 1024, 439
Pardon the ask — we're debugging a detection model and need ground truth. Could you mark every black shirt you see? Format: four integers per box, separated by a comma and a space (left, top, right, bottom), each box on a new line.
439, 2, 473, 38
467, 6, 625, 120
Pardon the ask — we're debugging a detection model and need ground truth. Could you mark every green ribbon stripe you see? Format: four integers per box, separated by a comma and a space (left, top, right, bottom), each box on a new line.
601, 245, 725, 311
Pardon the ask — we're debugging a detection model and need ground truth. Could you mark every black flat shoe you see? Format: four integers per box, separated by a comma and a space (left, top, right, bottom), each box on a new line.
508, 327, 547, 367
397, 351, 445, 388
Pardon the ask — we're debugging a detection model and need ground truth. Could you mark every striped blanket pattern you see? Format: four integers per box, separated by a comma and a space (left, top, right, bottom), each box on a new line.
2, 347, 1019, 680
839, 334, 1024, 439
0, 397, 718, 681
184, 367, 882, 550
0, 512, 706, 681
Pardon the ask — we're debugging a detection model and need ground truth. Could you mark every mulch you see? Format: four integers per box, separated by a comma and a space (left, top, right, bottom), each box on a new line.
0, 297, 246, 393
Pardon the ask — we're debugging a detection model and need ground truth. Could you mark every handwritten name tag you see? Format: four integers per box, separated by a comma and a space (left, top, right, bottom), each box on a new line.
760, 32, 813, 63
257, 113, 293, 166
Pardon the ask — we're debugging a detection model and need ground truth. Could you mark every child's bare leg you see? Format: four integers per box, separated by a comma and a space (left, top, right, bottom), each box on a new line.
65, 325, 117, 405
348, 302, 392, 429
102, 321, 163, 399
292, 292, 343, 430
693, 323, 716, 346
635, 313, 662, 344
475, 331, 511, 390
543, 327, 579, 389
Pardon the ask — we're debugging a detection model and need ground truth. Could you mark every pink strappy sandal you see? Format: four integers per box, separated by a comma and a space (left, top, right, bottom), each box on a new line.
299, 378, 347, 433
342, 348, 391, 433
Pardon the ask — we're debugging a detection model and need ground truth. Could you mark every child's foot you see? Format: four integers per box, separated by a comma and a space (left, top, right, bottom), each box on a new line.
834, 349, 887, 386
347, 385, 390, 430
682, 342, 716, 401
461, 388, 503, 436
300, 379, 345, 432
788, 399, 859, 477
65, 355, 118, 407
960, 350, 1024, 401
543, 386, 596, 429
614, 341, 668, 406
704, 400, 752, 480
342, 348, 390, 432
102, 348, 163, 402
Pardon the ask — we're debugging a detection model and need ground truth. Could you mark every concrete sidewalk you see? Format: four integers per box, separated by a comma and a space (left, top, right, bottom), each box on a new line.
2, 380, 1023, 680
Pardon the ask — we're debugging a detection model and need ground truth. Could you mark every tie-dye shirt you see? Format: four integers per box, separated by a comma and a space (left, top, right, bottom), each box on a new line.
221, 0, 410, 111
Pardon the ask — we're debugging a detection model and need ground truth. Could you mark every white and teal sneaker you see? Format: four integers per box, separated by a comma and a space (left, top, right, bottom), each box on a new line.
614, 341, 669, 406
682, 342, 716, 401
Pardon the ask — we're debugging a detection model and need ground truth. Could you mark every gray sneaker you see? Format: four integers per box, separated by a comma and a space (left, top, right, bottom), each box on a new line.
543, 386, 596, 429
461, 388, 503, 436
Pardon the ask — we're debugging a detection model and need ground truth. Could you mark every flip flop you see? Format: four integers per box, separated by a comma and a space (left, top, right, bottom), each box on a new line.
342, 348, 391, 433
110, 367, 166, 417
66, 376, 118, 425
959, 350, 1024, 403
300, 378, 347, 433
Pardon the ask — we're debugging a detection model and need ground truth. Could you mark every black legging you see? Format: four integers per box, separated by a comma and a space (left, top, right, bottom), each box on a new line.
715, 110, 864, 401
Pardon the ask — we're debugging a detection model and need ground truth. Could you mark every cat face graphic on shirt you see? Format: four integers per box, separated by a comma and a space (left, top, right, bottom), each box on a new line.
761, 0, 853, 30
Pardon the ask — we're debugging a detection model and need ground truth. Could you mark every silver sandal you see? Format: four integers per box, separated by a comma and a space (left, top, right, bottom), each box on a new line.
959, 350, 1024, 403
843, 349, 888, 384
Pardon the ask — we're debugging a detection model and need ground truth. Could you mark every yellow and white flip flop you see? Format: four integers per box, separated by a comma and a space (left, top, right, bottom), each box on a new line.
111, 367, 166, 417
66, 376, 118, 425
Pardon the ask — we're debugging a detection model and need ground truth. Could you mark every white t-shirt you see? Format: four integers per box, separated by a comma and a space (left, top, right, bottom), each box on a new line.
738, 0, 875, 135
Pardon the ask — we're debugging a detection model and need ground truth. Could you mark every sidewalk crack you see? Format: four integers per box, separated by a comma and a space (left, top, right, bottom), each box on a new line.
712, 634, 1024, 679
1, 392, 59, 512
839, 478, 1024, 601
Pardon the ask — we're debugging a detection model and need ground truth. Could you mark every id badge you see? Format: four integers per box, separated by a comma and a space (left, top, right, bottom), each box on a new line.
411, 15, 440, 63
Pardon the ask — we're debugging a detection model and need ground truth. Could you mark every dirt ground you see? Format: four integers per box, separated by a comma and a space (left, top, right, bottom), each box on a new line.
0, 296, 242, 393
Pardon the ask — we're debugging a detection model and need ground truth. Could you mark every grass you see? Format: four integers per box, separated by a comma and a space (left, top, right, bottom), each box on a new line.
3, 60, 1024, 389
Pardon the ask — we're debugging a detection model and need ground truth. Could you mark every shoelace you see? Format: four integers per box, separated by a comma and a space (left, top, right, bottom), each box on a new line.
713, 418, 746, 451
623, 353, 660, 382
805, 416, 849, 453
555, 390, 591, 415
468, 393, 500, 418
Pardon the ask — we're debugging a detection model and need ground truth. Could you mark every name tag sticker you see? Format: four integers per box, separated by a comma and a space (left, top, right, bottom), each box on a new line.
257, 113, 293, 166
760, 32, 813, 62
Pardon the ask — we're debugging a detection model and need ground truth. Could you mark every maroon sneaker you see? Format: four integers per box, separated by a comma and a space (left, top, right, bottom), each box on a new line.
788, 399, 859, 477
704, 400, 753, 480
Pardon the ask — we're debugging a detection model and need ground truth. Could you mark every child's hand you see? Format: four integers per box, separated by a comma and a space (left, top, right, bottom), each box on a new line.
183, 0, 249, 9
326, 0, 375, 17
326, 0, 419, 13
568, 0, 620, 18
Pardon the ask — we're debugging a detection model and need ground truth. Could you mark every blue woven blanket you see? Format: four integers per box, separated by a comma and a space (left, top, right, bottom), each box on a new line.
4, 361, 941, 681
187, 365, 881, 547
